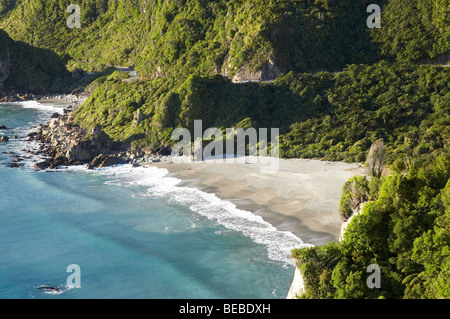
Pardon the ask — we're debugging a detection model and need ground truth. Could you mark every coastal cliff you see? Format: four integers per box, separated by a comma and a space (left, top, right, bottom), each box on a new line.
28, 97, 171, 171
286, 266, 306, 299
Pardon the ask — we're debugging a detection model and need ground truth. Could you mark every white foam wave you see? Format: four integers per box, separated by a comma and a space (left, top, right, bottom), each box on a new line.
5, 120, 307, 265
89, 164, 310, 265
15, 100, 66, 113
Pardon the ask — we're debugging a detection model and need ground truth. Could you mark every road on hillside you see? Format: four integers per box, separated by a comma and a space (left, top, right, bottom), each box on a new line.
112, 66, 139, 82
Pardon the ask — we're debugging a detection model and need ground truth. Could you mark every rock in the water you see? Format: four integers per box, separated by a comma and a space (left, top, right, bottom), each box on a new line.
65, 140, 93, 163
48, 155, 69, 169
6, 162, 23, 168
0, 125, 8, 130
27, 131, 38, 138
34, 161, 50, 170
98, 155, 120, 168
90, 154, 121, 168
89, 154, 105, 168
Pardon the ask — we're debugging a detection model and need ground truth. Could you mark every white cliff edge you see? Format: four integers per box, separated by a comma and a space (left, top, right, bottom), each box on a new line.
286, 266, 305, 299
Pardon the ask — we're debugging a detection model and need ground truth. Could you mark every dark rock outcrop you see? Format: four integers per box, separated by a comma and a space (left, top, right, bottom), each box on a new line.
30, 113, 128, 170
88, 153, 124, 169
6, 162, 23, 168
133, 109, 145, 127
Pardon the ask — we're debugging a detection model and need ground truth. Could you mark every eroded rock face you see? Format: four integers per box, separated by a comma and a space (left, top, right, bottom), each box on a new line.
66, 140, 93, 162
31, 115, 119, 169
222, 53, 283, 83
286, 267, 306, 299
232, 59, 282, 83
88, 153, 122, 169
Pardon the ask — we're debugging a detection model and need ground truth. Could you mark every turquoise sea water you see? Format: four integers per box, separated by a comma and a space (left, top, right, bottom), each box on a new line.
0, 101, 304, 299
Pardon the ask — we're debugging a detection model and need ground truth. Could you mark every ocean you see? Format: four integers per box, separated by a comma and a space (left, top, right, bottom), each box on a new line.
0, 101, 305, 299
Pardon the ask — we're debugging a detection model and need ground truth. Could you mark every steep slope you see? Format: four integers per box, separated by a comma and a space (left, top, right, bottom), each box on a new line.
0, 0, 382, 82
72, 61, 449, 163
0, 29, 70, 93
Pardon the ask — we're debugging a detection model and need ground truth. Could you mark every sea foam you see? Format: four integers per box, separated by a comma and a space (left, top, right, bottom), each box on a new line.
14, 100, 66, 113
6, 100, 309, 264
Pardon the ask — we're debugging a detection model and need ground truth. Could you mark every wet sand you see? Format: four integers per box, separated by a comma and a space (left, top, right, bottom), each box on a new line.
149, 157, 365, 246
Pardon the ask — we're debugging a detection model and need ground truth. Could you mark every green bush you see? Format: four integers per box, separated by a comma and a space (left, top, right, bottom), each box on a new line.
339, 176, 370, 221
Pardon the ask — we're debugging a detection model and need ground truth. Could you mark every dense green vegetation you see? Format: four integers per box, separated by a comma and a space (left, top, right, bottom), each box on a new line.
0, 0, 384, 80
0, 0, 448, 299
73, 61, 450, 165
281, 62, 450, 162
292, 150, 450, 299
0, 29, 71, 91
371, 0, 450, 63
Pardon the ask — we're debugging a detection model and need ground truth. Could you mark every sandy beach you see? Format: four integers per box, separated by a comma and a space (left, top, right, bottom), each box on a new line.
36, 94, 366, 246
150, 157, 365, 246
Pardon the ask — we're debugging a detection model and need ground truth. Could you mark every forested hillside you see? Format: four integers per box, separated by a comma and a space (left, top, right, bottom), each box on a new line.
1, 0, 447, 81
0, 29, 69, 91
72, 62, 449, 166
0, 0, 383, 80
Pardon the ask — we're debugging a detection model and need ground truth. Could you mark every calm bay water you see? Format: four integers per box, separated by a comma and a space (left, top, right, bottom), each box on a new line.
0, 101, 300, 299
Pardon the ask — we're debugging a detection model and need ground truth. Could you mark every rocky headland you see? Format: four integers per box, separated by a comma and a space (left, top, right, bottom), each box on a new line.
26, 99, 171, 171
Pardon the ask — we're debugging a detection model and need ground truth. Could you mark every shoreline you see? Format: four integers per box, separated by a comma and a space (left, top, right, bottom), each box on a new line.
6, 96, 366, 247
0, 91, 90, 104
2, 98, 365, 298
148, 158, 365, 246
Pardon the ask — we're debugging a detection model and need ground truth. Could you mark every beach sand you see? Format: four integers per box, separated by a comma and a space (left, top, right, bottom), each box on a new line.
150, 157, 365, 246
